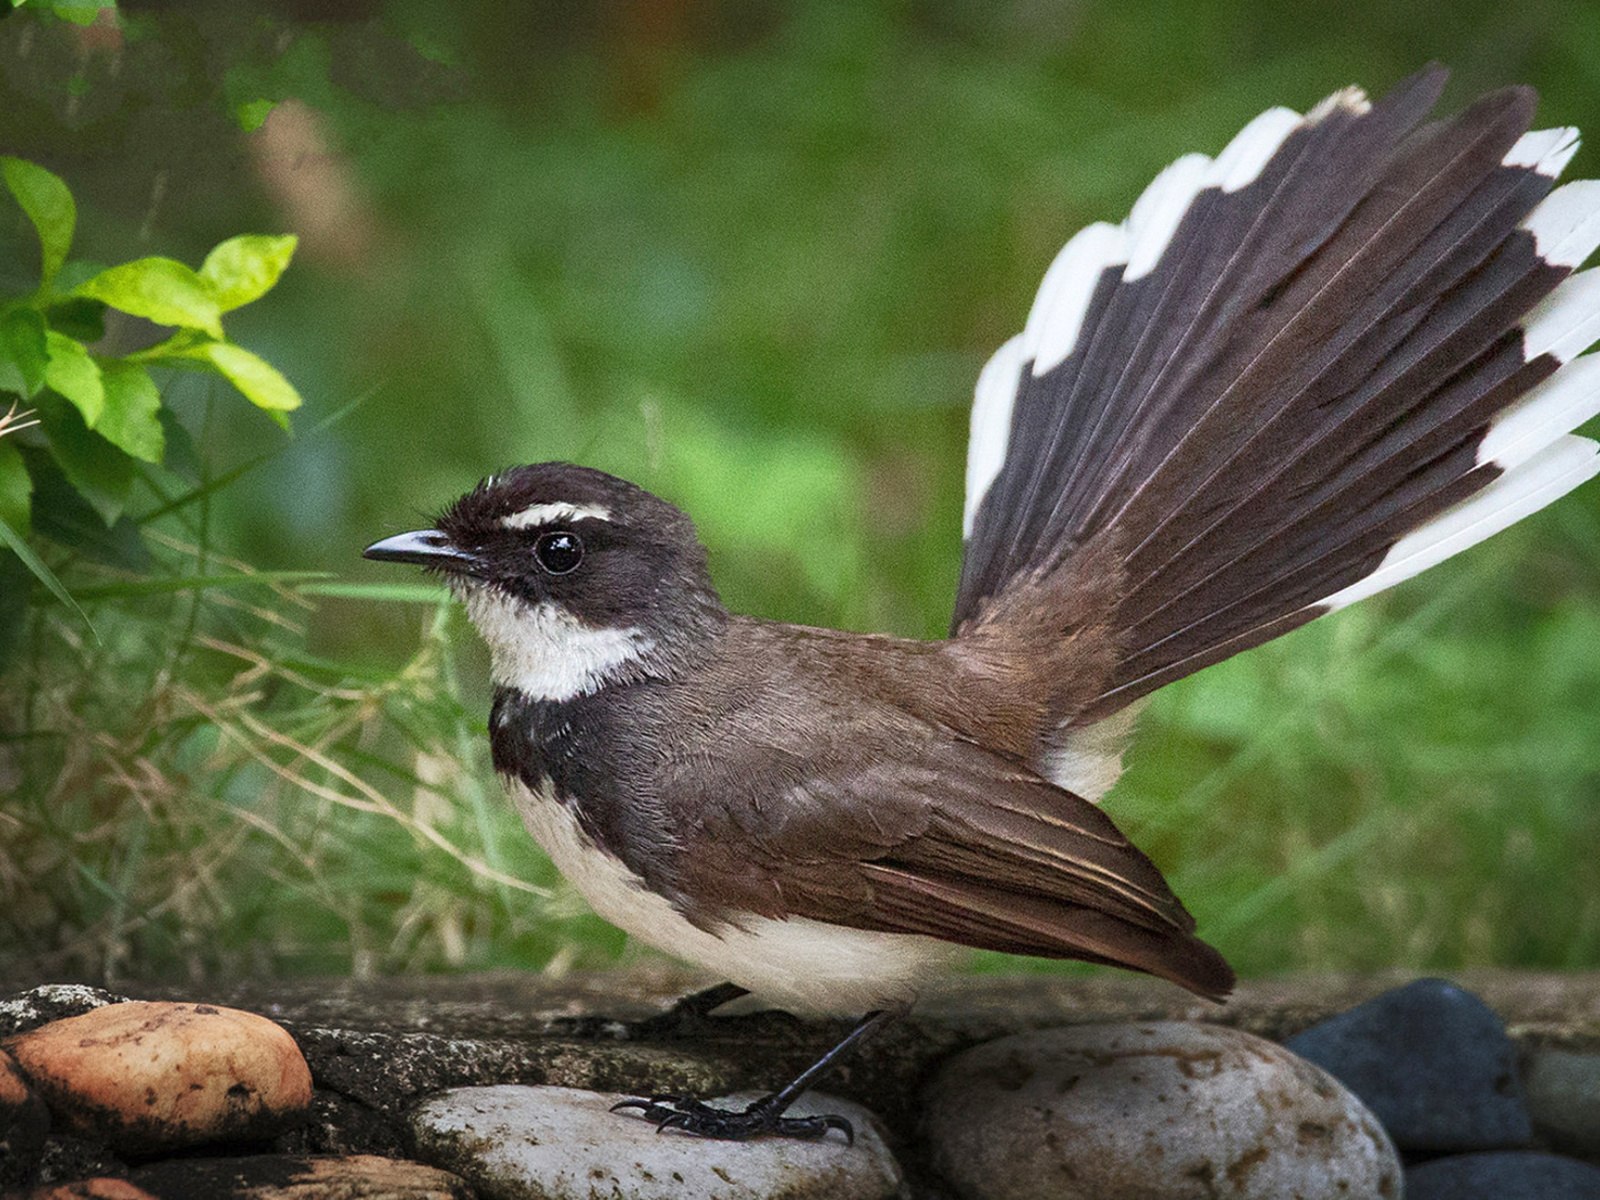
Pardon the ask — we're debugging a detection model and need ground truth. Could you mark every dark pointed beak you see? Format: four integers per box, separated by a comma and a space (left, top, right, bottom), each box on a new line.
362, 529, 481, 571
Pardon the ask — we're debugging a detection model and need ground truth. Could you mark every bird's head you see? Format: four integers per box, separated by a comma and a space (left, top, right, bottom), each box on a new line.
364, 463, 726, 700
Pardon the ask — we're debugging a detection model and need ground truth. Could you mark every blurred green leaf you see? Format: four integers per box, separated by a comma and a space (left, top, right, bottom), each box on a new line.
43, 330, 103, 426
37, 397, 132, 524
0, 309, 49, 399
0, 440, 31, 536
71, 570, 331, 600
20, 444, 148, 571
17, 0, 117, 26
0, 156, 75, 288
44, 296, 107, 344
96, 362, 164, 463
300, 581, 451, 603
200, 234, 297, 312
0, 514, 94, 637
74, 258, 224, 338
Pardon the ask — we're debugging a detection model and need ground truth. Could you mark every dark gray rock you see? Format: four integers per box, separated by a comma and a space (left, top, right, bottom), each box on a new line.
1406, 1151, 1600, 1199
923, 1021, 1400, 1200
1285, 977, 1532, 1152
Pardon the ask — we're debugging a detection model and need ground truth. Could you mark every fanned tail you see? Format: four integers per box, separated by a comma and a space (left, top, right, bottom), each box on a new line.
955, 66, 1600, 793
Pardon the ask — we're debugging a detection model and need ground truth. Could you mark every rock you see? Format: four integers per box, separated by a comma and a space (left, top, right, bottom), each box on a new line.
1285, 976, 1533, 1152
409, 1084, 906, 1200
923, 1021, 1399, 1200
130, 1153, 473, 1199
1405, 1151, 1600, 1199
4, 1002, 313, 1154
0, 988, 128, 1039
2, 1047, 50, 1181
1524, 1045, 1600, 1157
25, 1180, 158, 1200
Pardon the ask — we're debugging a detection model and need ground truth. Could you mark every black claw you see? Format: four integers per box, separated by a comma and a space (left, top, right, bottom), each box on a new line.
610, 1092, 856, 1144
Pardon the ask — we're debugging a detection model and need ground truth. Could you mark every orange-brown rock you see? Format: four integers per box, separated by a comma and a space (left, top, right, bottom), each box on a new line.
4, 1002, 312, 1154
130, 1154, 473, 1198
27, 1180, 158, 1200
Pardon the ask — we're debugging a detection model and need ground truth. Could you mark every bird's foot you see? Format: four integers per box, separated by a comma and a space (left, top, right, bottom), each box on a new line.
610, 1092, 854, 1144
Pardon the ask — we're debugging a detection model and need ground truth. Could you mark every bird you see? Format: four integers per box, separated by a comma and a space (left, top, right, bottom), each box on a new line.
365, 65, 1600, 1143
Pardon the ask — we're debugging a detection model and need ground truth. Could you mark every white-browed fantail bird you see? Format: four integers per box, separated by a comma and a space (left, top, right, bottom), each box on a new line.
366, 66, 1600, 1142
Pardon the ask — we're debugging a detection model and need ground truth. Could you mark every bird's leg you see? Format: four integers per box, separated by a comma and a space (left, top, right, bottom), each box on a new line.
631, 981, 750, 1039
611, 1007, 900, 1143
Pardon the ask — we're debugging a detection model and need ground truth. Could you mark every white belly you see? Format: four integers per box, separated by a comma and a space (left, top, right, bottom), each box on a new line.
505, 777, 959, 1015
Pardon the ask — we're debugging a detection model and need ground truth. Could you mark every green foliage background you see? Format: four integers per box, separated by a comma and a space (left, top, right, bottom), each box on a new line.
1, 0, 1597, 986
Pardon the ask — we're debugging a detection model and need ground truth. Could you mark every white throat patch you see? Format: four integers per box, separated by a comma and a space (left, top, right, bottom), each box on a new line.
500, 501, 612, 530
461, 587, 652, 701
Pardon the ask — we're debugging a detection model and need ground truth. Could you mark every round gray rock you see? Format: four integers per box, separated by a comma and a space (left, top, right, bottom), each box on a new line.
408, 1084, 906, 1200
924, 1021, 1400, 1200
1524, 1046, 1600, 1157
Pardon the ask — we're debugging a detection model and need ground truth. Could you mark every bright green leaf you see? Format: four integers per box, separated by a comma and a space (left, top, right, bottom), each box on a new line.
235, 99, 278, 133
43, 330, 104, 426
0, 308, 49, 399
74, 257, 223, 338
183, 341, 302, 414
200, 234, 297, 312
0, 441, 31, 536
97, 361, 164, 463
1, 156, 75, 287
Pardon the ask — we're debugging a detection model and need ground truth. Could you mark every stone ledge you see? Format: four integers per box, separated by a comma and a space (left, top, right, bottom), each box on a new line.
74, 968, 1600, 1150
100, 965, 1600, 1047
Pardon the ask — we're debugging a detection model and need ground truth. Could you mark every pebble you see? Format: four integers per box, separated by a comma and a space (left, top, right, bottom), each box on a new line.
409, 1084, 906, 1200
129, 1153, 474, 1199
923, 1021, 1399, 1200
2, 1046, 50, 1178
1523, 1045, 1600, 1157
1405, 1151, 1600, 1199
4, 1002, 313, 1154
1285, 977, 1532, 1152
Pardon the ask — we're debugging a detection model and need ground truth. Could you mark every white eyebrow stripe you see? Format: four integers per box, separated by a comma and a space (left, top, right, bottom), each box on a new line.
500, 502, 613, 530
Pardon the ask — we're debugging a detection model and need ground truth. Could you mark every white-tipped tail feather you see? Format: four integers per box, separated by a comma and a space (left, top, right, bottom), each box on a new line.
1505, 126, 1581, 176
1524, 269, 1600, 362
1479, 354, 1600, 469
1321, 436, 1600, 612
964, 335, 1026, 537
1520, 180, 1600, 267
1024, 221, 1129, 376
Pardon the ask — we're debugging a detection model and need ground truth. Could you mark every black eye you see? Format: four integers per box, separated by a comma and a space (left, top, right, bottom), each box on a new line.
534, 530, 583, 574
